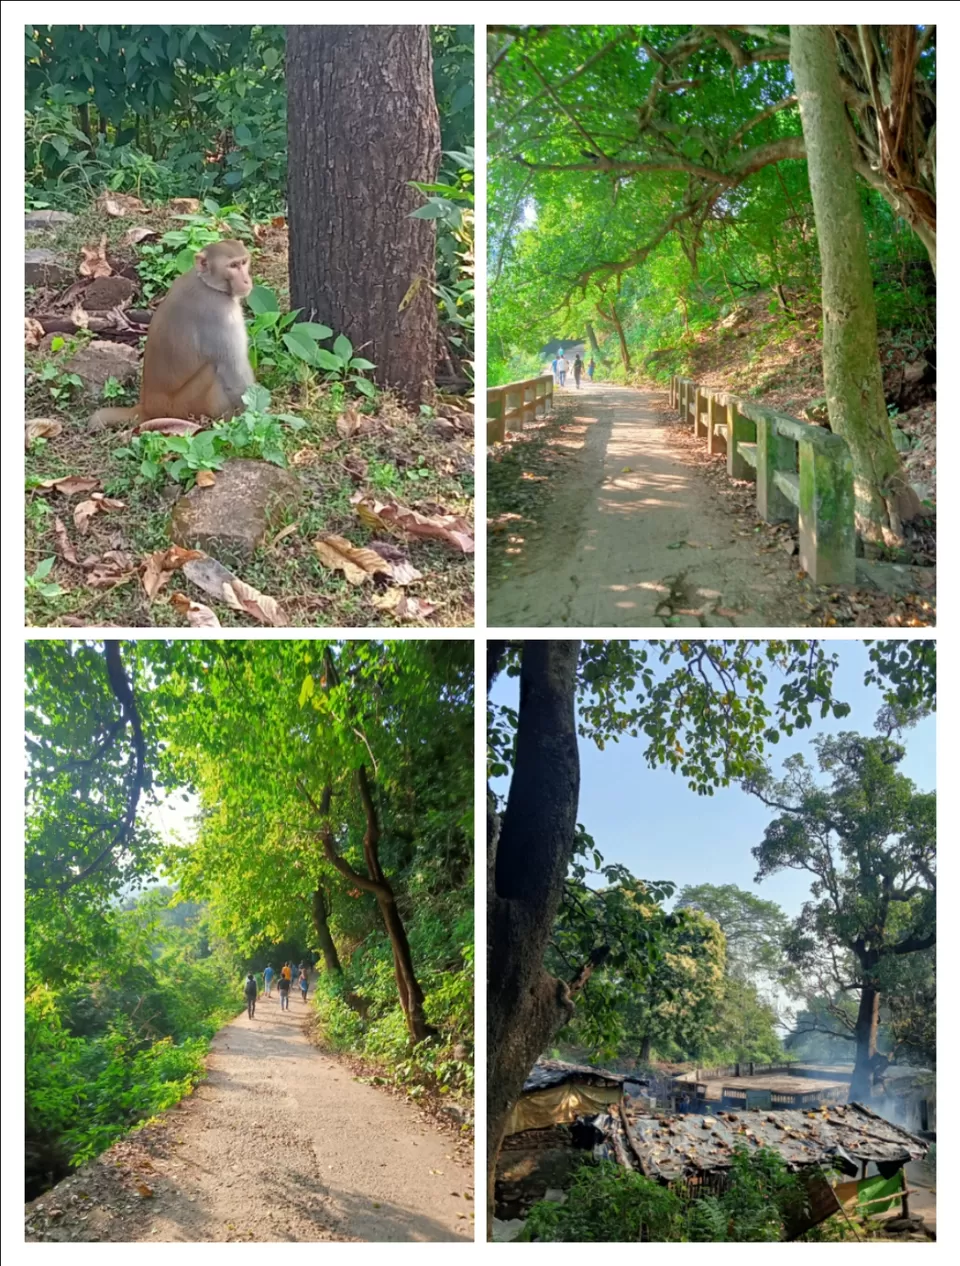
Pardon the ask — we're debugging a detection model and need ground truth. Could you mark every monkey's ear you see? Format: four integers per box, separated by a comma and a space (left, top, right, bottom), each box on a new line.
195, 250, 208, 271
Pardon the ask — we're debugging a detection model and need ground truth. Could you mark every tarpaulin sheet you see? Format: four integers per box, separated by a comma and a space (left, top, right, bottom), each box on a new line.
505, 1083, 623, 1136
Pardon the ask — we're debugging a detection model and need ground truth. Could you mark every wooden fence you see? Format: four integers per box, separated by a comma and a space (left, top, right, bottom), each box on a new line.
487, 373, 554, 443
670, 376, 856, 585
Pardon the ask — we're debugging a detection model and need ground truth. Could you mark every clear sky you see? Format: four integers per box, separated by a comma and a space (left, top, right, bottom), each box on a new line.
490, 641, 935, 918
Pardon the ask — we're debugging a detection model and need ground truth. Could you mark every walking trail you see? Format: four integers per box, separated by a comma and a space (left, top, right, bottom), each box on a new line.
489, 382, 812, 628
25, 986, 473, 1243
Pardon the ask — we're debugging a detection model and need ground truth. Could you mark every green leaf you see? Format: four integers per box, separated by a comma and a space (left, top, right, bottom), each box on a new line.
351, 377, 376, 399
349, 357, 377, 371
263, 47, 281, 70
292, 321, 333, 340
247, 285, 279, 316
241, 383, 271, 413
282, 329, 320, 365
410, 203, 446, 219
33, 556, 56, 580
313, 347, 345, 372
333, 334, 353, 362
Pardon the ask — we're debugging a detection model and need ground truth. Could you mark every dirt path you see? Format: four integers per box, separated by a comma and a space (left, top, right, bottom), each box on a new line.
25, 991, 473, 1243
488, 383, 813, 628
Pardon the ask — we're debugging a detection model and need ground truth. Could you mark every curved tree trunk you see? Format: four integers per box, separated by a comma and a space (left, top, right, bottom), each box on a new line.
597, 300, 631, 372
790, 25, 919, 544
850, 983, 880, 1102
487, 641, 585, 1236
286, 26, 442, 406
311, 885, 343, 975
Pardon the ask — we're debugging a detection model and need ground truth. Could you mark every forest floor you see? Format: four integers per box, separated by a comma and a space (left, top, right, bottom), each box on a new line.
488, 383, 935, 628
24, 989, 474, 1243
24, 199, 474, 628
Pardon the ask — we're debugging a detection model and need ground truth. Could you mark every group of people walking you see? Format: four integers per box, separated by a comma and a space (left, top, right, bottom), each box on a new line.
243, 960, 309, 1019
550, 349, 595, 389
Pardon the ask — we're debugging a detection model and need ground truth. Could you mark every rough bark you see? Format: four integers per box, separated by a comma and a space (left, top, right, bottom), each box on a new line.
850, 983, 880, 1102
311, 885, 343, 975
640, 1034, 652, 1064
791, 25, 919, 544
286, 26, 442, 407
487, 640, 583, 1235
597, 300, 631, 372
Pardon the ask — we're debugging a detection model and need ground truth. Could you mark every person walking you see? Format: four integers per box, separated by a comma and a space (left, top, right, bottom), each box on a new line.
551, 356, 559, 384
282, 961, 292, 983
263, 963, 274, 997
588, 356, 595, 383
557, 353, 567, 387
573, 354, 583, 389
244, 972, 258, 1020
299, 968, 309, 1004
278, 971, 291, 1011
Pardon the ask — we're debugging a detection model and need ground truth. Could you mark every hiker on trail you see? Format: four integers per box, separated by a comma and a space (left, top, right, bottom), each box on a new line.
244, 972, 258, 1020
557, 354, 567, 387
551, 356, 558, 384
282, 961, 292, 982
263, 963, 274, 997
278, 971, 291, 1011
588, 356, 595, 382
299, 969, 309, 1003
574, 354, 583, 388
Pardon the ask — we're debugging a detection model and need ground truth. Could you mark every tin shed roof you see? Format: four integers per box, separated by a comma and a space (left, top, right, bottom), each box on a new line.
522, 1058, 626, 1094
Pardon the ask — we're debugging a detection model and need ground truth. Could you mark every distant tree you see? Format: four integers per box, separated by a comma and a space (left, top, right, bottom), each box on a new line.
675, 883, 788, 984
749, 733, 935, 1101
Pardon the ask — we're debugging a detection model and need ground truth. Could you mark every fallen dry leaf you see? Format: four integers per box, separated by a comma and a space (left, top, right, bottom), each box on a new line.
69, 302, 90, 330
167, 197, 201, 214
181, 556, 239, 601
141, 546, 205, 602
336, 406, 374, 440
314, 535, 392, 585
79, 235, 113, 278
53, 517, 78, 565
221, 577, 286, 626
96, 191, 146, 217
271, 522, 299, 548
25, 418, 63, 447
170, 592, 221, 627
371, 589, 437, 621
73, 499, 100, 533
40, 475, 100, 496
351, 495, 474, 554
25, 317, 45, 349
135, 1182, 154, 1198
195, 470, 217, 488
121, 225, 159, 247
272, 214, 286, 228
134, 417, 203, 437
343, 455, 369, 481
390, 560, 424, 585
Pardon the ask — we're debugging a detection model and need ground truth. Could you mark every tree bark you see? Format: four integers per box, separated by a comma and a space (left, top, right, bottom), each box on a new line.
311, 885, 343, 975
487, 641, 582, 1235
286, 26, 442, 406
850, 983, 880, 1102
597, 300, 631, 372
640, 1034, 652, 1064
790, 25, 919, 544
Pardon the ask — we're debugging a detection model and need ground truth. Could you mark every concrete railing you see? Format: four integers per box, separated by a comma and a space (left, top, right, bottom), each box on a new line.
487, 373, 554, 443
671, 375, 855, 584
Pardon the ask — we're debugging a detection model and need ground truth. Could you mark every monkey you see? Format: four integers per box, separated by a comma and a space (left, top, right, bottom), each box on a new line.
90, 240, 254, 428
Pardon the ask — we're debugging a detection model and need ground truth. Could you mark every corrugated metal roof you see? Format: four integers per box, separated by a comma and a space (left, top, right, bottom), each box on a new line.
612, 1102, 927, 1180
522, 1058, 626, 1093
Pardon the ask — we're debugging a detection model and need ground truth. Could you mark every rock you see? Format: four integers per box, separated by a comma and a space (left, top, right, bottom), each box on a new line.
83, 276, 138, 311
543, 1188, 567, 1204
169, 459, 302, 562
718, 306, 749, 329
910, 481, 935, 511
891, 426, 912, 452
782, 538, 798, 556
25, 209, 76, 231
492, 1219, 526, 1243
856, 559, 935, 597
65, 339, 141, 393
25, 249, 73, 288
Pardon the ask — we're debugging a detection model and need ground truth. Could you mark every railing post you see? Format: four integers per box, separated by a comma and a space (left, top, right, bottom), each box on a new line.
798, 433, 856, 584
707, 393, 727, 456
694, 386, 709, 438
727, 400, 756, 481
487, 389, 505, 444
756, 415, 796, 522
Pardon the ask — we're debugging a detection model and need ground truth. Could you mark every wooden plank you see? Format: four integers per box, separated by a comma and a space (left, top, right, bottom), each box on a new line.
738, 442, 758, 468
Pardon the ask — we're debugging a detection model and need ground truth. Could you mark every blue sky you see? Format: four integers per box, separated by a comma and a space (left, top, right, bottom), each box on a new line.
490, 642, 935, 918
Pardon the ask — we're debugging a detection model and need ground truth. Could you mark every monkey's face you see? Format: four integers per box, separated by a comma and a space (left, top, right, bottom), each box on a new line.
196, 243, 253, 299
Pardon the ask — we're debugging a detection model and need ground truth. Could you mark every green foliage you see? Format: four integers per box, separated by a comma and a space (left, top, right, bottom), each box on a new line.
524, 1149, 842, 1242
411, 148, 475, 373
136, 200, 254, 298
112, 384, 305, 486
25, 556, 62, 600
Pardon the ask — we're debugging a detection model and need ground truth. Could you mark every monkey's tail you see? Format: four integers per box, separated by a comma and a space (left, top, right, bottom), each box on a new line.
89, 404, 141, 428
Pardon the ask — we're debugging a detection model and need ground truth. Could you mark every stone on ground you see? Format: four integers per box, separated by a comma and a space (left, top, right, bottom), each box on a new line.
83, 276, 138, 310
856, 558, 935, 597
66, 339, 141, 393
25, 249, 73, 288
170, 459, 302, 562
25, 210, 76, 231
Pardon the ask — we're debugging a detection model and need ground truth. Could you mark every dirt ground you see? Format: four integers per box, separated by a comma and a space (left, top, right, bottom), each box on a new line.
25, 991, 474, 1243
488, 383, 819, 628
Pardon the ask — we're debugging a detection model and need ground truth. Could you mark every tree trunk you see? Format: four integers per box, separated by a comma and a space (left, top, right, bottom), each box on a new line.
639, 1034, 652, 1064
585, 321, 601, 359
790, 25, 919, 544
487, 641, 583, 1235
850, 983, 880, 1102
598, 300, 631, 372
311, 885, 343, 975
286, 26, 442, 406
